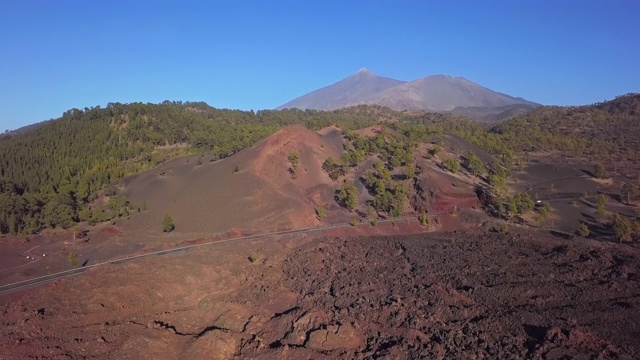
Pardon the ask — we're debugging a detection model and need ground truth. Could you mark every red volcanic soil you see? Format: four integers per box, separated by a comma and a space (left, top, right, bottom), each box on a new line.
120, 125, 345, 244
1, 228, 639, 359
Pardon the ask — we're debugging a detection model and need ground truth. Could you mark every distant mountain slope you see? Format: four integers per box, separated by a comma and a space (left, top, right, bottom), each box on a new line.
277, 68, 405, 111
491, 93, 640, 155
364, 75, 538, 111
277, 70, 539, 121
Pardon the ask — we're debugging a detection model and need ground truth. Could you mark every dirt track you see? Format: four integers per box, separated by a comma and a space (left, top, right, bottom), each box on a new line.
1, 229, 639, 359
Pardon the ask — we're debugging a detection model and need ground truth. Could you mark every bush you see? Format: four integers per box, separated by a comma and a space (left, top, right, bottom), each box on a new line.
612, 215, 632, 243
576, 223, 590, 238
419, 212, 428, 226
248, 251, 260, 263
443, 157, 460, 173
337, 183, 358, 211
162, 214, 175, 232
596, 194, 607, 218
69, 252, 78, 267
594, 164, 606, 179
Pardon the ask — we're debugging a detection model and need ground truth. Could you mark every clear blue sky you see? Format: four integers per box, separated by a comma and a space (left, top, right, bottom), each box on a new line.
1, 0, 639, 130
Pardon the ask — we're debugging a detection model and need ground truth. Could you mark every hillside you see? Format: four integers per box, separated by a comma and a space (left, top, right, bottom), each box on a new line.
489, 93, 640, 162
121, 125, 345, 237
277, 69, 539, 121
0, 103, 396, 235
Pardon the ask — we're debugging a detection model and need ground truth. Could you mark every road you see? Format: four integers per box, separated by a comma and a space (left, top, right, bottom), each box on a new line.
0, 214, 432, 295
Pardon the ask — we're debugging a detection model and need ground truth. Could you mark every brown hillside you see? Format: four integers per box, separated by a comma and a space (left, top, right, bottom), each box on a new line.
120, 125, 345, 242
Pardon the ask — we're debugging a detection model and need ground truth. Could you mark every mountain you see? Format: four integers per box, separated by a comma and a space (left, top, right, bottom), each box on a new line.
276, 68, 406, 111
277, 70, 540, 122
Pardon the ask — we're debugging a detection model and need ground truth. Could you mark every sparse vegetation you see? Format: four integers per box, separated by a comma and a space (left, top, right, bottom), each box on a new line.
316, 205, 326, 220
351, 217, 359, 227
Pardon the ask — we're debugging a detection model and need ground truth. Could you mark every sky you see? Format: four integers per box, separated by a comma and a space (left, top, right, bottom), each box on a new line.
1, 0, 639, 130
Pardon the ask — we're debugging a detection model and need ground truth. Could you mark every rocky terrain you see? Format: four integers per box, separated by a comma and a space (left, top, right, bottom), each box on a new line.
2, 227, 638, 359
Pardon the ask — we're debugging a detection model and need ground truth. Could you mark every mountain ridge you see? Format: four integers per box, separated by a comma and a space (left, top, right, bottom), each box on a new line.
277, 69, 540, 122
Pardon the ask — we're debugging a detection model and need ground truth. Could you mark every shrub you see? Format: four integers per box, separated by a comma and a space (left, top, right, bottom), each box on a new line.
419, 212, 428, 226
69, 252, 78, 267
576, 223, 590, 238
612, 215, 632, 243
162, 214, 175, 232
337, 183, 358, 211
249, 251, 260, 263
443, 157, 460, 173
593, 164, 606, 179
596, 194, 607, 218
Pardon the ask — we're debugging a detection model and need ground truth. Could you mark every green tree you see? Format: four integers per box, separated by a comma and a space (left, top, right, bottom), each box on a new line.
288, 151, 299, 179
69, 252, 78, 267
443, 157, 460, 173
612, 215, 632, 243
596, 194, 607, 217
316, 205, 325, 220
234, 165, 240, 173
405, 164, 416, 179
337, 183, 358, 211
621, 183, 636, 205
465, 151, 486, 177
576, 223, 590, 238
594, 163, 606, 179
419, 212, 428, 226
162, 214, 175, 232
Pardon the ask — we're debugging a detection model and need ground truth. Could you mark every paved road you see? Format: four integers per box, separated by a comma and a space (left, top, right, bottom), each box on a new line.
0, 214, 432, 295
